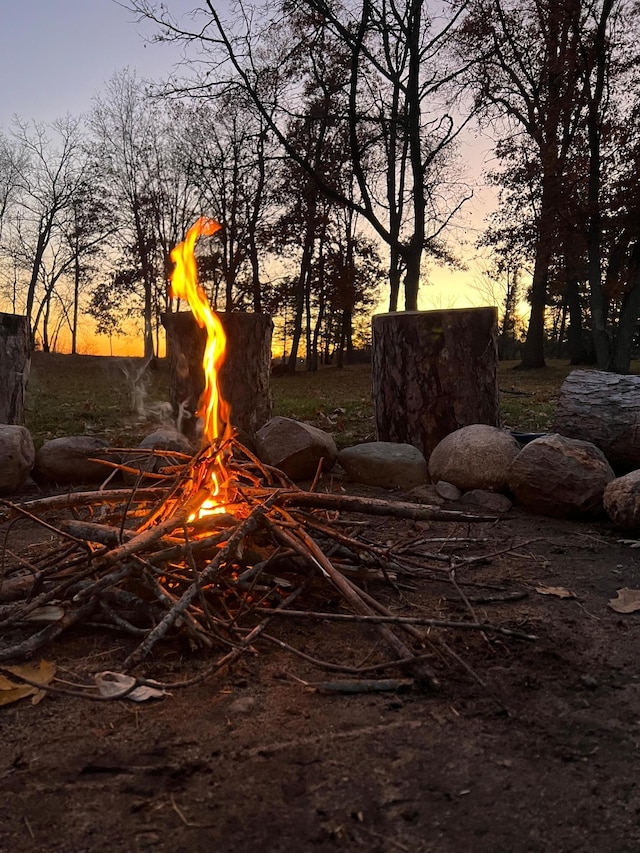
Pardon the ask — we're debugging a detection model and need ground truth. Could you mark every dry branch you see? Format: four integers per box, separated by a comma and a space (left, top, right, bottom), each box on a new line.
0, 438, 533, 696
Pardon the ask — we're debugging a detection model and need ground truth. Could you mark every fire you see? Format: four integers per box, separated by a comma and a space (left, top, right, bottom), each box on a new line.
170, 217, 231, 516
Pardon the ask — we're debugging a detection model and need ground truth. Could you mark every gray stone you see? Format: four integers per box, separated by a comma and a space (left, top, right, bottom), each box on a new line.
33, 436, 112, 485
339, 442, 428, 489
603, 471, 640, 529
406, 484, 446, 505
123, 428, 195, 485
0, 425, 34, 493
435, 480, 462, 501
428, 425, 521, 492
508, 433, 614, 518
458, 489, 513, 513
228, 696, 256, 714
255, 417, 337, 481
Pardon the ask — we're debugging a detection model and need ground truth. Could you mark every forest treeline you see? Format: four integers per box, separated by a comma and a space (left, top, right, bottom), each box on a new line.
1, 0, 639, 372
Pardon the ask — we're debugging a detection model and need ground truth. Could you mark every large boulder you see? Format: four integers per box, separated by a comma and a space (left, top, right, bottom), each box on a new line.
339, 441, 428, 489
507, 433, 614, 518
33, 436, 112, 485
255, 416, 337, 481
428, 424, 521, 492
603, 471, 640, 530
0, 425, 35, 493
123, 428, 195, 485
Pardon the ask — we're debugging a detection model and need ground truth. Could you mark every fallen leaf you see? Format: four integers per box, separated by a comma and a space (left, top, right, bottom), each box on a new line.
0, 660, 56, 707
95, 671, 168, 702
608, 588, 640, 614
23, 605, 65, 622
535, 585, 576, 599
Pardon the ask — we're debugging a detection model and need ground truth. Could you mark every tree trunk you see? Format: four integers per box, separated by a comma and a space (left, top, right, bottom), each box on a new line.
612, 271, 640, 375
372, 308, 500, 460
565, 277, 592, 365
162, 311, 273, 446
552, 368, 640, 471
0, 313, 31, 425
520, 169, 557, 369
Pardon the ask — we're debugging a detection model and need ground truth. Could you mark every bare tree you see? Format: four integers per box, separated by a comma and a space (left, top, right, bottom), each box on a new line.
457, 0, 590, 368
6, 117, 86, 344
126, 0, 474, 311
90, 70, 165, 360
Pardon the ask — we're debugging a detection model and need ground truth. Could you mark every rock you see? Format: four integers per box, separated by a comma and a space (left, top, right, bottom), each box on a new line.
507, 433, 614, 518
603, 471, 640, 529
458, 489, 513, 513
255, 417, 337, 481
33, 436, 112, 485
123, 428, 195, 485
428, 425, 521, 492
0, 425, 35, 492
435, 481, 462, 501
228, 696, 256, 714
339, 442, 428, 489
406, 484, 445, 505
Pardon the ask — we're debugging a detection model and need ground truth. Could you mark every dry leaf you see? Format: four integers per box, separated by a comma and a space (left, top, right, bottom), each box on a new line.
608, 588, 640, 614
0, 660, 56, 707
95, 671, 168, 702
535, 585, 576, 599
23, 605, 64, 623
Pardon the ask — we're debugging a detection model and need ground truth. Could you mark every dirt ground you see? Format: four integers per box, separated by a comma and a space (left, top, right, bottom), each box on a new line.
1, 483, 640, 853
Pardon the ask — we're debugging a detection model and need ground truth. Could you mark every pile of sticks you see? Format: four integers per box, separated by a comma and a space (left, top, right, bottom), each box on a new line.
0, 440, 535, 693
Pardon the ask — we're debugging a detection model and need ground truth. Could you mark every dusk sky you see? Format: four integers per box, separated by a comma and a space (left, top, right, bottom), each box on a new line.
0, 0, 497, 328
0, 1, 192, 129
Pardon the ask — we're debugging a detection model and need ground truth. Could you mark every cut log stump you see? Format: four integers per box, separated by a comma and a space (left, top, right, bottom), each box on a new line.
162, 311, 273, 445
552, 369, 640, 471
0, 313, 30, 425
372, 308, 500, 460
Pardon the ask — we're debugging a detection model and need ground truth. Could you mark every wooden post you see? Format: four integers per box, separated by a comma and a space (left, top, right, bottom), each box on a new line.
162, 311, 273, 444
372, 308, 500, 459
0, 313, 31, 425
553, 369, 640, 471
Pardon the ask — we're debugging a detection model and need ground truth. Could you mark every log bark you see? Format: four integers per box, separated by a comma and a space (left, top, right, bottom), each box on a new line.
0, 313, 31, 425
162, 311, 273, 444
552, 369, 640, 470
372, 308, 499, 459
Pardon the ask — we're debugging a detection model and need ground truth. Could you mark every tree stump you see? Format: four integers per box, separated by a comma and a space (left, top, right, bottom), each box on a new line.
372, 308, 500, 459
552, 369, 640, 471
162, 311, 273, 445
0, 313, 31, 425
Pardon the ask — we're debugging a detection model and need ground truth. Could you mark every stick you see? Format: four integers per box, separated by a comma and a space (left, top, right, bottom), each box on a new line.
123, 494, 279, 669
0, 489, 168, 520
59, 520, 136, 547
258, 489, 498, 522
254, 608, 538, 640
0, 600, 98, 661
266, 508, 440, 687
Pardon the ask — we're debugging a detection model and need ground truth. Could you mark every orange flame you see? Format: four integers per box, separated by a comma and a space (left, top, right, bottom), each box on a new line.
170, 217, 231, 516
170, 217, 230, 445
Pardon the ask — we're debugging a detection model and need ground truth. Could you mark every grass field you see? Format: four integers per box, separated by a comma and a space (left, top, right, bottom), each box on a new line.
23, 352, 620, 449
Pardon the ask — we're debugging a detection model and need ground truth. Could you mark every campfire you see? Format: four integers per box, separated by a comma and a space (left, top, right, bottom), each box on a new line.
0, 220, 536, 702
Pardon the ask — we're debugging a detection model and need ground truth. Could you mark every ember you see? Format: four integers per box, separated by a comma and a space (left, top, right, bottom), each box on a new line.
0, 222, 537, 702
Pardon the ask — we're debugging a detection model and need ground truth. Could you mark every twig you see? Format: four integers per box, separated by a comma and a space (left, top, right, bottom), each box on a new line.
267, 490, 498, 522
0, 600, 99, 661
261, 633, 437, 675
254, 608, 538, 641
0, 489, 167, 520
266, 508, 440, 688
123, 493, 279, 669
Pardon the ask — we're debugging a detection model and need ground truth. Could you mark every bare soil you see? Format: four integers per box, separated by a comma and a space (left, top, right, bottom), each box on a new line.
2, 481, 640, 853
